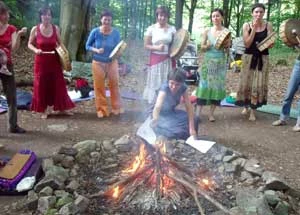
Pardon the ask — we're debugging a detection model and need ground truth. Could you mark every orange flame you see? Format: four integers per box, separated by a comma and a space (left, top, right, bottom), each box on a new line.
123, 144, 146, 173
202, 178, 209, 186
112, 186, 120, 199
161, 143, 166, 154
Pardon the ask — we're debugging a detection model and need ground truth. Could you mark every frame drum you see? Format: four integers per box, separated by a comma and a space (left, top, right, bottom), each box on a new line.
55, 44, 72, 71
109, 40, 127, 60
170, 29, 190, 59
215, 29, 231, 50
279, 19, 300, 47
257, 32, 277, 52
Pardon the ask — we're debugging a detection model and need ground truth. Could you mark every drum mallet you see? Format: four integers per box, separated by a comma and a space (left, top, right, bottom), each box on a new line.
292, 29, 300, 44
41, 51, 56, 54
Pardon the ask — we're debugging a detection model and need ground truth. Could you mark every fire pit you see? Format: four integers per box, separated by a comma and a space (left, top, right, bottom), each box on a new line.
80, 136, 236, 214
12, 135, 299, 215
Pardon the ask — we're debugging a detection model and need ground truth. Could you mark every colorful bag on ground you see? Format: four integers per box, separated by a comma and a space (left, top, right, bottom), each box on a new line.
0, 150, 36, 191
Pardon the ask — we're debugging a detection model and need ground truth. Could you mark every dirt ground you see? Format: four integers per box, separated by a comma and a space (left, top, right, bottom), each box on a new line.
0, 41, 300, 210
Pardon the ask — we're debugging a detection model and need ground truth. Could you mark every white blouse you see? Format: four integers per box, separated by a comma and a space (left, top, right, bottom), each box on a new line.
144, 24, 176, 55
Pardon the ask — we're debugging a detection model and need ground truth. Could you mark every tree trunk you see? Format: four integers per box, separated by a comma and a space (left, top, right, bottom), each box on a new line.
185, 0, 197, 34
175, 0, 184, 30
60, 0, 92, 61
223, 0, 230, 27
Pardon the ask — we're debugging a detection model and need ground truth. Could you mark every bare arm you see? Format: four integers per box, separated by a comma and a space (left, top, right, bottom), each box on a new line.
55, 25, 62, 45
144, 35, 164, 52
183, 91, 196, 137
200, 28, 210, 51
27, 26, 42, 54
11, 27, 27, 52
242, 22, 256, 48
151, 91, 166, 126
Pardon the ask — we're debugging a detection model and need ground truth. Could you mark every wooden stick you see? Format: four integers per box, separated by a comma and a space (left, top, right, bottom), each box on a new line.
123, 169, 155, 204
162, 153, 195, 178
167, 172, 233, 215
41, 51, 55, 54
192, 189, 205, 215
155, 147, 162, 200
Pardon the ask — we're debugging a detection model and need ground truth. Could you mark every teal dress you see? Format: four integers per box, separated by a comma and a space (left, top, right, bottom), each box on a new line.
196, 28, 227, 105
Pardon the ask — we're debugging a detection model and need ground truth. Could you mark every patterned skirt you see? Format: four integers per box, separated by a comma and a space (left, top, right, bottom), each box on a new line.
143, 58, 172, 103
196, 56, 227, 105
235, 54, 269, 109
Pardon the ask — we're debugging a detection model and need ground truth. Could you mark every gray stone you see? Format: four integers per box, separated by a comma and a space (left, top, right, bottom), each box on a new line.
61, 155, 75, 169
45, 208, 58, 215
224, 162, 238, 174
102, 139, 115, 151
34, 177, 64, 193
232, 158, 247, 168
58, 202, 80, 215
262, 171, 290, 191
90, 151, 101, 159
66, 180, 80, 193
70, 168, 78, 177
56, 195, 74, 209
39, 186, 53, 197
73, 140, 97, 154
264, 190, 280, 206
26, 190, 39, 210
59, 146, 78, 156
240, 171, 253, 182
274, 201, 289, 215
210, 211, 227, 215
45, 165, 69, 183
244, 159, 264, 176
37, 196, 56, 214
214, 154, 224, 162
74, 195, 90, 212
54, 190, 73, 199
223, 154, 238, 163
114, 135, 131, 146
52, 154, 65, 165
42, 158, 54, 172
236, 188, 273, 215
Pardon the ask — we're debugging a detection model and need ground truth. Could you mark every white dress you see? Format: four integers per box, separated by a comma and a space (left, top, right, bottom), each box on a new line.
143, 24, 176, 103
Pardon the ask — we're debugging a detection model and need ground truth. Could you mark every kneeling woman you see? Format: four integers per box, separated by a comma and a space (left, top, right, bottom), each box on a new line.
150, 68, 198, 140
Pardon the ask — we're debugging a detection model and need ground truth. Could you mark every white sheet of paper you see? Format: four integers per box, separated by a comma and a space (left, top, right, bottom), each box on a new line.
186, 136, 216, 153
136, 117, 157, 144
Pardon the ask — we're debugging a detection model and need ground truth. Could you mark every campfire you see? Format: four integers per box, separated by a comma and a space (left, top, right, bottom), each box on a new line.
88, 136, 233, 215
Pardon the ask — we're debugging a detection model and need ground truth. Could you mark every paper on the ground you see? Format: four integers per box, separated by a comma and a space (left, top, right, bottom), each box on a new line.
136, 116, 156, 145
186, 136, 216, 153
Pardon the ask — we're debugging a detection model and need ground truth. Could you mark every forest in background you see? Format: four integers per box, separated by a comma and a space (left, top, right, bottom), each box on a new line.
3, 0, 300, 61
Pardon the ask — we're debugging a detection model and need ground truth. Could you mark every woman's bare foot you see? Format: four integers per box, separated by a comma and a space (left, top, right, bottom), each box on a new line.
41, 114, 48, 119
249, 110, 256, 121
241, 108, 249, 115
208, 115, 215, 122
